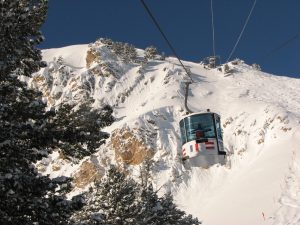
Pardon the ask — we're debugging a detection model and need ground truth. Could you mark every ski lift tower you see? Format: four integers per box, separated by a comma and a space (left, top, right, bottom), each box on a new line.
202, 56, 221, 69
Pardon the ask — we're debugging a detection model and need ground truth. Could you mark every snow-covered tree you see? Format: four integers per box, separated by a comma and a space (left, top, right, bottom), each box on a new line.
51, 100, 114, 161
138, 173, 203, 224
0, 76, 65, 225
0, 1, 79, 224
0, 0, 48, 77
98, 38, 113, 48
145, 46, 158, 60
139, 160, 152, 189
223, 63, 231, 74
72, 165, 200, 225
136, 160, 200, 225
122, 43, 137, 63
137, 188, 200, 225
111, 42, 123, 57
252, 63, 261, 71
71, 166, 139, 225
137, 159, 200, 225
0, 1, 113, 224
98, 39, 137, 64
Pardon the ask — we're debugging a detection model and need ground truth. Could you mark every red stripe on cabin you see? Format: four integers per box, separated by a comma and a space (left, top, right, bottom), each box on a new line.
206, 146, 215, 150
182, 148, 186, 156
205, 141, 214, 145
195, 143, 199, 152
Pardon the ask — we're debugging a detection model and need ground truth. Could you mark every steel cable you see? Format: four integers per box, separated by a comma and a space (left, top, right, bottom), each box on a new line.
226, 0, 258, 62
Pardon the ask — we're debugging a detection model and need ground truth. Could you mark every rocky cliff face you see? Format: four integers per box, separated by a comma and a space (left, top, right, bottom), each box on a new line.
31, 40, 167, 187
29, 41, 129, 107
111, 127, 156, 165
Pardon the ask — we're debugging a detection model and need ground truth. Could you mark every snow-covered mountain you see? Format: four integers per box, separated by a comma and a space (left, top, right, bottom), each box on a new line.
30, 40, 300, 225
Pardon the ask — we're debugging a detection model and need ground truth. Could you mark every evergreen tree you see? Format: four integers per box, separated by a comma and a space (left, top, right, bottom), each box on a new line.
71, 166, 139, 225
0, 74, 69, 225
111, 42, 123, 56
72, 166, 200, 225
51, 100, 114, 161
136, 160, 200, 225
137, 188, 200, 225
0, 1, 76, 224
223, 64, 231, 74
0, 0, 48, 77
0, 1, 112, 224
98, 38, 113, 49
144, 46, 158, 60
251, 63, 261, 71
98, 39, 138, 64
122, 43, 137, 63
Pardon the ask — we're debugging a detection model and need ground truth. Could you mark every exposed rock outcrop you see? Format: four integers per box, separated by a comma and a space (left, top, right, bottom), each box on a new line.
86, 49, 100, 68
73, 161, 104, 188
111, 128, 155, 165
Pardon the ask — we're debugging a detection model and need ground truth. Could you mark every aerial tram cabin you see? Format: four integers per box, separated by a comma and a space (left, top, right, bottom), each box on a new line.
179, 110, 226, 167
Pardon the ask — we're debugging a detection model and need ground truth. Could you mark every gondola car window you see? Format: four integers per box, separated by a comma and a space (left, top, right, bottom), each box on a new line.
215, 115, 222, 139
179, 120, 187, 144
185, 114, 215, 142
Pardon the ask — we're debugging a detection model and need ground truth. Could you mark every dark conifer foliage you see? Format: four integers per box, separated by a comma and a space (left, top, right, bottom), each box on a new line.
137, 187, 200, 225
0, 46, 78, 225
0, 0, 113, 224
144, 46, 158, 60
1, 1, 198, 224
0, 0, 74, 223
97, 38, 138, 63
0, 0, 48, 77
71, 166, 200, 225
71, 166, 139, 225
51, 100, 114, 161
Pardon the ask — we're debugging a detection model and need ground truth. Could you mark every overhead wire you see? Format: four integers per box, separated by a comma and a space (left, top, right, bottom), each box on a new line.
139, 0, 193, 82
139, 0, 194, 113
226, 0, 258, 62
260, 31, 300, 62
210, 0, 216, 58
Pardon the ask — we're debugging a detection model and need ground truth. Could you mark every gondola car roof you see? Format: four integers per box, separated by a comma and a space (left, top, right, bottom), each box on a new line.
180, 111, 220, 121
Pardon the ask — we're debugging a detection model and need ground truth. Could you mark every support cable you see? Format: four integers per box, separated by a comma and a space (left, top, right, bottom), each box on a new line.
226, 0, 257, 62
210, 0, 216, 58
260, 31, 300, 62
139, 0, 193, 113
139, 0, 193, 82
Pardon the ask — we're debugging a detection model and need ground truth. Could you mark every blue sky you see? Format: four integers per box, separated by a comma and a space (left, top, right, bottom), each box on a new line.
40, 0, 300, 78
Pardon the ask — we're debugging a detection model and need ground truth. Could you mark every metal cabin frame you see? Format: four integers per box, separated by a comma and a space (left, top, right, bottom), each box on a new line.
179, 111, 226, 160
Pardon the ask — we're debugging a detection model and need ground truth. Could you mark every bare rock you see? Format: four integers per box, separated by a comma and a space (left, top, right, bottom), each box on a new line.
111, 128, 155, 165
86, 49, 100, 68
73, 160, 104, 188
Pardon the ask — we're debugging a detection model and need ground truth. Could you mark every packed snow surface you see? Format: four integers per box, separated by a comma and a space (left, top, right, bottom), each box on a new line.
37, 43, 300, 225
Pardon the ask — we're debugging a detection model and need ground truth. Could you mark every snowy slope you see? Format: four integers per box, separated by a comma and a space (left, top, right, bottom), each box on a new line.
33, 42, 300, 225
42, 44, 89, 68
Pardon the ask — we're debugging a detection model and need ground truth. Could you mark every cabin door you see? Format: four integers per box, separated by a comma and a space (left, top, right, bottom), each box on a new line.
214, 114, 225, 153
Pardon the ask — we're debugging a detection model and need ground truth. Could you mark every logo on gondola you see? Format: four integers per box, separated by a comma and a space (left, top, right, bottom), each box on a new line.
205, 141, 215, 150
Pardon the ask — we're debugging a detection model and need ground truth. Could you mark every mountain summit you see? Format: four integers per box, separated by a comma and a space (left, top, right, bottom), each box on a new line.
30, 39, 300, 225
